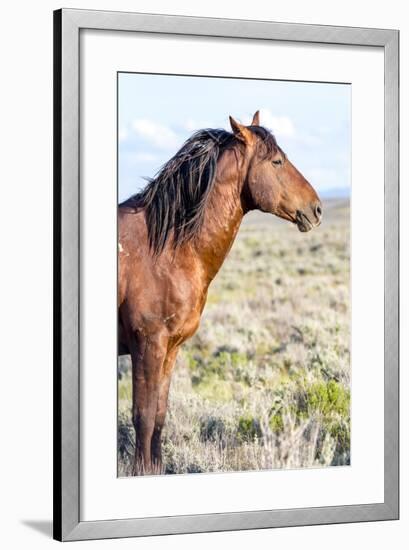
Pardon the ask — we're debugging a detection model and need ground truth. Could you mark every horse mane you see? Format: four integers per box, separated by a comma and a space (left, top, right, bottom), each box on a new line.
120, 125, 278, 255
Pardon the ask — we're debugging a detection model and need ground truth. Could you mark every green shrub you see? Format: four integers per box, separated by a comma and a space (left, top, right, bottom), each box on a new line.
269, 413, 284, 433
305, 380, 350, 417
237, 415, 262, 443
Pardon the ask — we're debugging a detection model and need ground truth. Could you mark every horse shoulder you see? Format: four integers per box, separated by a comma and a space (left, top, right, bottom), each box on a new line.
151, 255, 207, 341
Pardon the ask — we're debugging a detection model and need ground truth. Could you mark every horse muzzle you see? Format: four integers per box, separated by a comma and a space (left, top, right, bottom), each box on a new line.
296, 202, 322, 232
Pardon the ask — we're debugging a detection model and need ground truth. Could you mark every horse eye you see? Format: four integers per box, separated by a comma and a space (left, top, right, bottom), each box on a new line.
272, 159, 283, 166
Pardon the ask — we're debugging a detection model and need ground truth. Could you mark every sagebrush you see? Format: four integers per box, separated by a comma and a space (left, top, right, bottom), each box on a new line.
118, 199, 350, 475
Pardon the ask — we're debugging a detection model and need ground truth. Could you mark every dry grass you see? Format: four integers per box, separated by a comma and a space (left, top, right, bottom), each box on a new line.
118, 199, 350, 476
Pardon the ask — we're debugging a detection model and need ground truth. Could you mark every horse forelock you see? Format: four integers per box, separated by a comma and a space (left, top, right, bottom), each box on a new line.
249, 125, 279, 159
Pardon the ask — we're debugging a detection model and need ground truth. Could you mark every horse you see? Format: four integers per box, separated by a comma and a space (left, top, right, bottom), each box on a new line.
118, 111, 322, 475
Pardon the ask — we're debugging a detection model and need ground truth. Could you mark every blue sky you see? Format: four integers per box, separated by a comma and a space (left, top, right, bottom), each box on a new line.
118, 73, 351, 202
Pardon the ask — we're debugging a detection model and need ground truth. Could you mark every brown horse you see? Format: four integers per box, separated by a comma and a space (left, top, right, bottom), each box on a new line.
118, 111, 322, 474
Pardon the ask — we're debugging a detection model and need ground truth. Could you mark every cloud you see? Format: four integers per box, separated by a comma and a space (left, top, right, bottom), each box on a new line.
132, 119, 180, 150
132, 152, 158, 163
296, 133, 322, 147
182, 118, 213, 132
255, 109, 323, 147
258, 109, 296, 138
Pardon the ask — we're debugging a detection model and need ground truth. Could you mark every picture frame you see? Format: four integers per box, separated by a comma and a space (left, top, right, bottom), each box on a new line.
53, 8, 399, 541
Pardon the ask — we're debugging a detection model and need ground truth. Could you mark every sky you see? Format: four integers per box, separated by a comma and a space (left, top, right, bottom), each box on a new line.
118, 73, 351, 203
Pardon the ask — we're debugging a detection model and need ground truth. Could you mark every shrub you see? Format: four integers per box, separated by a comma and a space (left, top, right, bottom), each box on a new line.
237, 415, 262, 443
117, 203, 351, 475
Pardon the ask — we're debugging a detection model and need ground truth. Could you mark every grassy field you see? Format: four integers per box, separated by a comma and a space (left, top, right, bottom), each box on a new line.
118, 199, 350, 476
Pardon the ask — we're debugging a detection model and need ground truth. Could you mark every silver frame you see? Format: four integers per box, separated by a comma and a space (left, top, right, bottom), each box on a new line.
53, 8, 399, 541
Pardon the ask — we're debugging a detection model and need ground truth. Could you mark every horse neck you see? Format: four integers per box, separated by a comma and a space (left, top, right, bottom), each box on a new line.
193, 148, 249, 282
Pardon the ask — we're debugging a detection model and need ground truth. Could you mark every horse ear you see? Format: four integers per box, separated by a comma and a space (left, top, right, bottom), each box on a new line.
229, 116, 252, 143
251, 110, 260, 126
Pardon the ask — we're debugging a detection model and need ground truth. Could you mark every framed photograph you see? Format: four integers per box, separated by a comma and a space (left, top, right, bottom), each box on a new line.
54, 8, 399, 541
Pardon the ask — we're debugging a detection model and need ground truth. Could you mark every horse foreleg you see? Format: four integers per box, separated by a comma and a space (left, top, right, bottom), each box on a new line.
151, 346, 180, 469
130, 331, 168, 475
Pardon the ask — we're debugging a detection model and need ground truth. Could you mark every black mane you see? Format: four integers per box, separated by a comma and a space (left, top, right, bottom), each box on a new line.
120, 126, 277, 255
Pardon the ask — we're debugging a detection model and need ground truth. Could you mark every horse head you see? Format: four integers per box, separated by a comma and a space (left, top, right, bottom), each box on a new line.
230, 111, 322, 232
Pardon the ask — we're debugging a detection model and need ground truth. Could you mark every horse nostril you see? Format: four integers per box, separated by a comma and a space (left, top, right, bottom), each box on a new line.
315, 203, 322, 220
